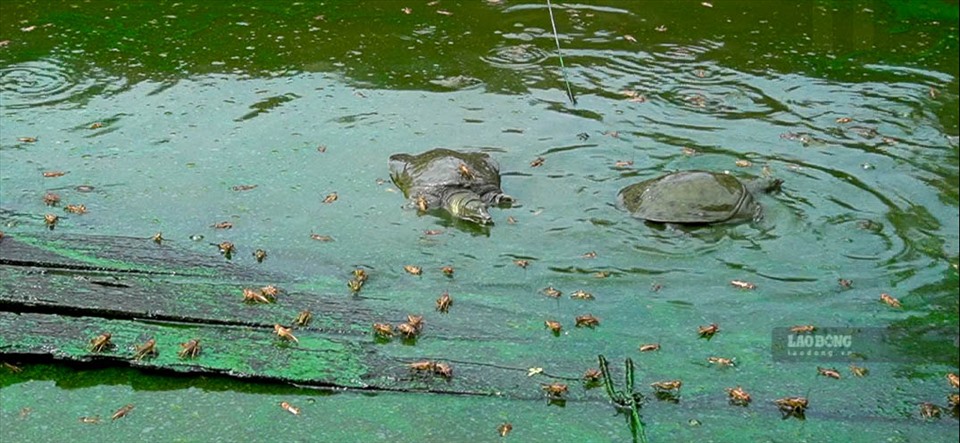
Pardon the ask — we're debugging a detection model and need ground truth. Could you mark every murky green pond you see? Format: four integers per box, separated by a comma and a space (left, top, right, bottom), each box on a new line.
2, 1, 958, 441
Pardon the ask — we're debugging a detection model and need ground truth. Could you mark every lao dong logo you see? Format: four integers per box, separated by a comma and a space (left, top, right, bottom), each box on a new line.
787, 333, 853, 348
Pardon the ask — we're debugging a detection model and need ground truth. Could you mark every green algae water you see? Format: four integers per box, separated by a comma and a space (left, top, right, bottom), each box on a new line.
1, 1, 958, 441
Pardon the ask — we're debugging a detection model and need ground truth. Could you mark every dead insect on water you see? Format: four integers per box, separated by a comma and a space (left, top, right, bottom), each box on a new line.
541, 383, 568, 398
217, 241, 235, 259
18, 136, 38, 143
178, 339, 201, 359
541, 286, 561, 298
43, 192, 60, 206
280, 401, 301, 416
423, 229, 444, 236
581, 251, 597, 259
497, 422, 513, 437
211, 221, 233, 229
133, 338, 157, 361
322, 192, 338, 204
294, 310, 312, 327
152, 232, 164, 245
707, 356, 735, 367
64, 204, 87, 214
639, 343, 660, 352
231, 184, 258, 191
698, 323, 719, 339
253, 249, 267, 263
89, 333, 113, 353
441, 265, 455, 277
2, 362, 23, 373
575, 314, 600, 328
614, 160, 634, 168
817, 366, 841, 379
403, 265, 422, 275
850, 364, 869, 377
919, 402, 942, 419
44, 213, 59, 230
570, 290, 594, 300
774, 396, 808, 419
730, 280, 756, 290
530, 157, 545, 168
506, 216, 518, 224
79, 416, 101, 424
372, 323, 394, 338
347, 278, 364, 293
583, 368, 602, 382
836, 117, 853, 124
545, 320, 562, 334
726, 386, 751, 406
111, 404, 134, 421
651, 380, 683, 393
310, 233, 334, 242
947, 372, 959, 389
790, 325, 816, 333
879, 292, 901, 308
838, 278, 852, 289
274, 324, 299, 343
260, 285, 280, 299
734, 159, 753, 168
513, 259, 529, 269
396, 322, 419, 339
435, 291, 453, 313
42, 170, 66, 177
405, 314, 424, 332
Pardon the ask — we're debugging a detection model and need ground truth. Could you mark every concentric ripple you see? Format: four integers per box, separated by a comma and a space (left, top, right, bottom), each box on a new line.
0, 58, 101, 109
481, 44, 551, 69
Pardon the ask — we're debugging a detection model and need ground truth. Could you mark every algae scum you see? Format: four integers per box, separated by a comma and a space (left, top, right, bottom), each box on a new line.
1, 1, 958, 442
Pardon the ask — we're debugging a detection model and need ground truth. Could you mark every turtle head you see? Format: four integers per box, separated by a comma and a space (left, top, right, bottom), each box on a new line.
749, 177, 784, 194
445, 190, 493, 225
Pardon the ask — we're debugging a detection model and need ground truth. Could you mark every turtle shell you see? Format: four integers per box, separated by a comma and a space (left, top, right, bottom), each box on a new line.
389, 148, 503, 206
617, 171, 759, 224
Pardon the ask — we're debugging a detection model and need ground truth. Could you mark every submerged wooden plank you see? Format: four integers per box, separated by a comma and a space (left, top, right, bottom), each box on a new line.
0, 232, 585, 398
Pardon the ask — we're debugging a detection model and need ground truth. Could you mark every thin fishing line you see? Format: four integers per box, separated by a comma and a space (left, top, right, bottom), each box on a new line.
546, 0, 577, 106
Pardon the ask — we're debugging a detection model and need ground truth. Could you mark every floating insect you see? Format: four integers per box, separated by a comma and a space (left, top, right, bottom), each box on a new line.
879, 293, 901, 308
231, 184, 257, 191
726, 386, 751, 406
79, 416, 101, 424
707, 356, 735, 367
838, 278, 853, 289
322, 192, 338, 203
280, 401, 301, 416
43, 192, 60, 206
541, 287, 562, 298
211, 221, 233, 229
639, 343, 660, 352
774, 396, 808, 419
457, 163, 475, 179
545, 320, 562, 334
310, 233, 334, 242
440, 265, 454, 277
947, 372, 959, 389
850, 364, 869, 377
44, 213, 59, 230
217, 241, 235, 259
513, 259, 529, 269
111, 404, 134, 421
790, 325, 816, 333
730, 280, 756, 290
698, 323, 719, 339
541, 383, 568, 398
414, 195, 428, 212
406, 314, 424, 333
497, 423, 513, 437
435, 291, 452, 313
152, 232, 164, 245
650, 380, 682, 393
372, 323, 394, 338
570, 290, 594, 300
403, 265, 422, 276
919, 402, 942, 419
243, 287, 271, 304
42, 170, 66, 177
581, 251, 597, 259
575, 314, 600, 328
817, 366, 841, 379
583, 368, 602, 382
530, 157, 545, 168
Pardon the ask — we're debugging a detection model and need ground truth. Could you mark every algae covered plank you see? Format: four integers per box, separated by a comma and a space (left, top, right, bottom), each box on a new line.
0, 232, 584, 398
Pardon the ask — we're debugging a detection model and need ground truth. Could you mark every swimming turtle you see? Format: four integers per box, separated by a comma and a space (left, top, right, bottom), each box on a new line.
389, 148, 512, 225
617, 171, 782, 224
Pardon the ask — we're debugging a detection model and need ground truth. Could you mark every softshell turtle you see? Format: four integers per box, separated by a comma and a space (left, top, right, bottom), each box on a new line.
389, 148, 512, 225
618, 171, 782, 224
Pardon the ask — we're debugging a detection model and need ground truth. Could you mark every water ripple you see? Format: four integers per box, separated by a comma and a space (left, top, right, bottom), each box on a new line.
481, 44, 551, 69
0, 58, 106, 110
